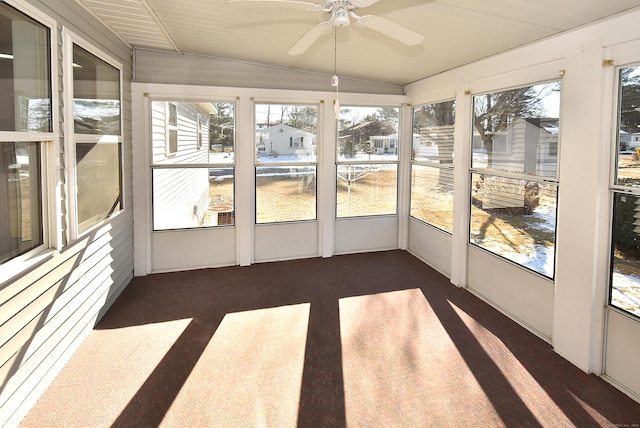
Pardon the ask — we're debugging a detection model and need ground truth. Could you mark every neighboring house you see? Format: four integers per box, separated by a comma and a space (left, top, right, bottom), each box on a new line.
414, 127, 454, 162
623, 131, 640, 150
256, 124, 315, 158
471, 118, 559, 209
369, 134, 398, 154
152, 101, 215, 230
473, 117, 559, 175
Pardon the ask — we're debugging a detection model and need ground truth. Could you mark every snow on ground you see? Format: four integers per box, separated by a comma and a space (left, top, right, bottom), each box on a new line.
611, 271, 640, 317
472, 206, 556, 278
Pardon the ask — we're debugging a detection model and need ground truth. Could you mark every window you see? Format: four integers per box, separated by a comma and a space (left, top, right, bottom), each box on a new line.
152, 101, 235, 230
610, 65, 640, 318
197, 115, 203, 150
70, 42, 122, 235
254, 103, 318, 224
0, 2, 51, 266
337, 106, 399, 218
469, 81, 561, 278
167, 102, 178, 155
410, 100, 455, 232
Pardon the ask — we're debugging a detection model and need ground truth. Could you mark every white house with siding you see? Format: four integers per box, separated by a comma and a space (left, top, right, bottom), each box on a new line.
151, 101, 215, 230
256, 124, 316, 159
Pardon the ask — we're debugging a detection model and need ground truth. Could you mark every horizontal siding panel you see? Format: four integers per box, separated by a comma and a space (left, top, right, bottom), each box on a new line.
0, 208, 132, 299
0, 239, 120, 360
0, 265, 132, 426
0, 223, 133, 372
1, 244, 131, 388
0, 241, 132, 412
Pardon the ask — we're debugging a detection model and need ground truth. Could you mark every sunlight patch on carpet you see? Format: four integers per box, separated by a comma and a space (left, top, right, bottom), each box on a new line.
161, 303, 310, 428
19, 318, 194, 427
339, 288, 501, 427
448, 301, 572, 426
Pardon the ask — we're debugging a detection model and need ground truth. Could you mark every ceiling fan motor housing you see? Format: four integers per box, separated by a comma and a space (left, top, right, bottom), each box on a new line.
333, 8, 350, 26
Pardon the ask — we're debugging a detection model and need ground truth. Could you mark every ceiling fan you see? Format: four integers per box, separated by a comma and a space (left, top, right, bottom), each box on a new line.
225, 0, 425, 55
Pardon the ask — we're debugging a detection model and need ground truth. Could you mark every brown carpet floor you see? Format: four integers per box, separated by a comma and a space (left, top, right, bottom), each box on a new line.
20, 250, 640, 427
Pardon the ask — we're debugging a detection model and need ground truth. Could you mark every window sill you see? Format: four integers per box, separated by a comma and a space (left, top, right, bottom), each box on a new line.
0, 248, 57, 288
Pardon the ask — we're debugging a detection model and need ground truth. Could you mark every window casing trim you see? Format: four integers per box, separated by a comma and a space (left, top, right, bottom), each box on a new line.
0, 0, 61, 282
467, 80, 561, 280
254, 102, 320, 224
336, 105, 401, 218
62, 27, 124, 240
607, 62, 640, 319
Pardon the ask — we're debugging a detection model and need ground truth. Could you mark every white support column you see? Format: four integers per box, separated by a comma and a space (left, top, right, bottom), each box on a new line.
553, 41, 608, 372
235, 96, 255, 266
450, 87, 472, 287
320, 99, 337, 258
131, 83, 152, 276
398, 103, 413, 250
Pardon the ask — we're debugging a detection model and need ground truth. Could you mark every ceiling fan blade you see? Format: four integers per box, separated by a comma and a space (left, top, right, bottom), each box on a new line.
356, 14, 424, 46
225, 0, 321, 10
352, 0, 384, 7
288, 21, 332, 55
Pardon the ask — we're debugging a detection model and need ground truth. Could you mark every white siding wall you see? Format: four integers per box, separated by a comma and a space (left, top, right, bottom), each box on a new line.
151, 102, 211, 230
0, 1, 133, 427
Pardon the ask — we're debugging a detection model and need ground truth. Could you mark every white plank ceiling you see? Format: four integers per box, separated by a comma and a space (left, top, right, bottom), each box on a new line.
75, 0, 640, 85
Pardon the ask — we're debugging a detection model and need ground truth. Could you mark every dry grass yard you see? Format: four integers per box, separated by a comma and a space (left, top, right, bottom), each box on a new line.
336, 168, 397, 217
256, 174, 317, 223
209, 168, 400, 224
410, 166, 454, 232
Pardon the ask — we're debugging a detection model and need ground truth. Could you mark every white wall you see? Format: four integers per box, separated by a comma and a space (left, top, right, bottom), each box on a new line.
405, 6, 640, 400
134, 48, 405, 95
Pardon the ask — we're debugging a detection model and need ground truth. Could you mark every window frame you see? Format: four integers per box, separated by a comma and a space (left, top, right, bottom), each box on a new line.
409, 99, 456, 233
336, 104, 401, 219
0, 0, 60, 279
166, 102, 178, 156
608, 62, 640, 319
62, 28, 124, 240
253, 101, 320, 224
150, 99, 236, 231
468, 80, 562, 280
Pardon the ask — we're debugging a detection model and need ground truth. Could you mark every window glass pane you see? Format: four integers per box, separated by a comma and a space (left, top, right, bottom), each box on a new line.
256, 166, 316, 223
151, 101, 235, 165
470, 173, 557, 278
73, 44, 120, 135
76, 142, 122, 233
611, 192, 640, 317
410, 165, 453, 233
412, 100, 455, 163
615, 66, 640, 188
337, 164, 397, 217
338, 106, 399, 162
153, 167, 234, 230
0, 3, 51, 132
472, 82, 560, 178
255, 104, 317, 163
1, 142, 43, 264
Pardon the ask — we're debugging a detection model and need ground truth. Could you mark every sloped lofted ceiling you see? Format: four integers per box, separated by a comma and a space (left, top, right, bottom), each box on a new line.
75, 0, 640, 86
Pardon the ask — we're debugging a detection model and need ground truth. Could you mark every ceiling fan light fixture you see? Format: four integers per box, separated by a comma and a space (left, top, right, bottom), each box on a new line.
333, 8, 350, 26
229, 0, 425, 55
